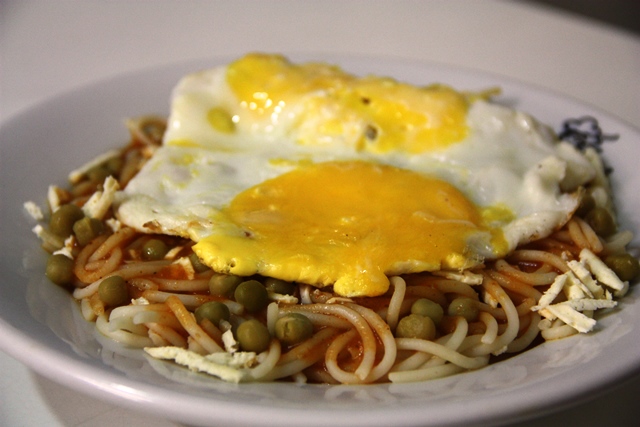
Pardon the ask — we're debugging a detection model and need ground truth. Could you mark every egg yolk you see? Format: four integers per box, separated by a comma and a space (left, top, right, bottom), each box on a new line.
194, 161, 508, 297
225, 53, 469, 154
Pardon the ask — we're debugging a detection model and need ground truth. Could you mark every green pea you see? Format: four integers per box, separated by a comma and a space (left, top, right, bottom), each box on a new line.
141, 120, 166, 143
605, 253, 640, 282
105, 156, 123, 175
98, 276, 129, 307
188, 253, 210, 273
209, 274, 243, 297
234, 280, 269, 313
195, 301, 230, 326
236, 319, 271, 353
275, 313, 314, 346
45, 254, 74, 286
585, 207, 616, 237
49, 204, 84, 237
142, 238, 169, 261
576, 192, 596, 217
395, 314, 436, 340
410, 298, 444, 325
86, 165, 111, 184
263, 277, 295, 295
73, 216, 105, 246
447, 297, 479, 322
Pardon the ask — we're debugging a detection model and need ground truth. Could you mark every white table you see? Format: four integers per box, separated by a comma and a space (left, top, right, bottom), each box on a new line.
2, 1, 640, 426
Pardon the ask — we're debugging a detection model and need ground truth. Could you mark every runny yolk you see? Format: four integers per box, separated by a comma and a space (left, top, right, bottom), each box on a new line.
225, 53, 469, 154
194, 161, 508, 297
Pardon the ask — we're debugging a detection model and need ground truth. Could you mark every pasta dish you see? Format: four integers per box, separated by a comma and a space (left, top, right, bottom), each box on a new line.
28, 53, 638, 384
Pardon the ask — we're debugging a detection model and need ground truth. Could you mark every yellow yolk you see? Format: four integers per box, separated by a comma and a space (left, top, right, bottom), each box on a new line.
194, 161, 508, 297
119, 55, 595, 300
225, 53, 469, 153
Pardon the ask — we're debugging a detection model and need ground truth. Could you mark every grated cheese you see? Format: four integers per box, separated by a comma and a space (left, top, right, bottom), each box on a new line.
268, 292, 299, 304
432, 270, 484, 285
545, 304, 596, 333
32, 224, 44, 238
53, 235, 76, 259
534, 273, 567, 310
105, 218, 122, 232
23, 201, 44, 221
567, 259, 602, 298
532, 248, 627, 334
561, 271, 587, 301
580, 248, 626, 293
82, 176, 120, 219
222, 329, 239, 353
562, 298, 617, 311
144, 346, 258, 383
47, 185, 64, 212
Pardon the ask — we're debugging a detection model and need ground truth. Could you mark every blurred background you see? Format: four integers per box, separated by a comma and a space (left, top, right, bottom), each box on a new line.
524, 0, 640, 35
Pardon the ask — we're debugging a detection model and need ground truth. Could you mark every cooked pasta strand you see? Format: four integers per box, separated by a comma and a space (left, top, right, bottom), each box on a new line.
165, 295, 224, 354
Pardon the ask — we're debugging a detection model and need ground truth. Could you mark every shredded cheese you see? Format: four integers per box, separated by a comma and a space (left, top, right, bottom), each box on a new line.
532, 247, 627, 334
268, 292, 299, 304
81, 176, 119, 219
534, 274, 567, 310
222, 329, 239, 353
544, 304, 596, 333
53, 235, 76, 259
563, 273, 586, 300
23, 201, 44, 221
32, 224, 44, 239
580, 248, 626, 293
144, 346, 257, 383
47, 185, 64, 212
432, 270, 484, 285
567, 259, 602, 298
105, 218, 122, 232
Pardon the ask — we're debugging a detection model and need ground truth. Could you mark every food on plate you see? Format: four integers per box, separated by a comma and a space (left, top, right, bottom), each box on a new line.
29, 53, 638, 384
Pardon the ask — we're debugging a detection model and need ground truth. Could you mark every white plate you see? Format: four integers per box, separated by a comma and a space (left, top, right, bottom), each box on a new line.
1, 54, 640, 427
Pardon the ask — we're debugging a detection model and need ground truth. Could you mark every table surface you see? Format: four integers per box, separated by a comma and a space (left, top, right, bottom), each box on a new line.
2, 1, 640, 426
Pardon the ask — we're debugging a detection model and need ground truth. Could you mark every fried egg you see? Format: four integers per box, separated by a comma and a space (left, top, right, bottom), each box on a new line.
114, 53, 596, 297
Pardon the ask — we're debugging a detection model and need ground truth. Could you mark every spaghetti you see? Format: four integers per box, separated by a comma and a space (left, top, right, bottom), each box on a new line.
32, 116, 639, 384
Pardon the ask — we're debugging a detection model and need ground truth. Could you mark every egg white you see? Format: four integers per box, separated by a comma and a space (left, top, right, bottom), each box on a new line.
113, 57, 596, 295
